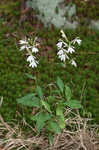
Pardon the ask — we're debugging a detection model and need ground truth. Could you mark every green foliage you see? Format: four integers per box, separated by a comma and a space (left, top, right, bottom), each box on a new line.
56, 77, 64, 93
36, 86, 43, 100
48, 133, 54, 146
47, 121, 61, 134
31, 112, 51, 133
65, 85, 72, 101
41, 100, 52, 113
17, 77, 83, 140
64, 100, 82, 109
56, 105, 65, 129
25, 73, 36, 80
17, 93, 40, 108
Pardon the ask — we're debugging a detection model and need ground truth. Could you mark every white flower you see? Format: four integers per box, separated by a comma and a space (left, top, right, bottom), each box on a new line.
58, 54, 66, 62
57, 49, 69, 62
72, 37, 82, 45
57, 30, 82, 67
56, 42, 63, 49
70, 59, 77, 67
19, 38, 29, 51
67, 46, 75, 54
27, 55, 35, 63
59, 54, 69, 62
57, 49, 64, 55
20, 45, 26, 51
32, 47, 39, 53
27, 55, 38, 68
29, 60, 38, 68
57, 40, 68, 49
19, 39, 28, 45
19, 36, 40, 68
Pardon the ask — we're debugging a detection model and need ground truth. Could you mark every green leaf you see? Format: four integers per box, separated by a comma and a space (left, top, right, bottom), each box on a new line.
47, 121, 61, 134
36, 86, 43, 99
48, 133, 54, 146
56, 106, 65, 129
65, 85, 72, 101
17, 94, 40, 107
56, 77, 64, 93
25, 73, 36, 80
31, 112, 51, 133
56, 105, 64, 117
64, 100, 82, 109
58, 117, 65, 129
36, 117, 45, 133
31, 112, 51, 121
41, 100, 52, 113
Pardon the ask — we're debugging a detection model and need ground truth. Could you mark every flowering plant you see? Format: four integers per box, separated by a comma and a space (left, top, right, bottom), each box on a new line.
57, 30, 81, 67
17, 30, 82, 144
19, 36, 39, 68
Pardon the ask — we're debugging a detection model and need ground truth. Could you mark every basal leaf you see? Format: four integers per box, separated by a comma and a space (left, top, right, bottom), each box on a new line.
64, 100, 82, 109
17, 93, 40, 107
31, 112, 51, 121
47, 121, 61, 134
31, 112, 51, 133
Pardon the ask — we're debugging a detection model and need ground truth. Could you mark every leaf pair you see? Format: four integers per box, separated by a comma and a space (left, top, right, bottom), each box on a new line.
17, 93, 40, 108
56, 77, 82, 109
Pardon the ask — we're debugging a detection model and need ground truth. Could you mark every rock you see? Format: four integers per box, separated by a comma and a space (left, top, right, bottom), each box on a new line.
26, 0, 79, 29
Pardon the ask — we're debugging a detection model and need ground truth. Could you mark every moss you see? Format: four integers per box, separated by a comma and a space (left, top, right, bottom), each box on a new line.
75, 0, 99, 20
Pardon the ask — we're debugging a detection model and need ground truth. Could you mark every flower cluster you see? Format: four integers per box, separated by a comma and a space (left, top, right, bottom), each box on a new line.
57, 30, 82, 67
19, 37, 39, 68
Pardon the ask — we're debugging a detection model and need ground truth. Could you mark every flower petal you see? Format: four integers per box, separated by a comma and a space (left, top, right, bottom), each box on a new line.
72, 37, 82, 45
20, 45, 26, 51
70, 59, 77, 67
19, 40, 28, 45
27, 55, 34, 63
67, 46, 75, 54
32, 47, 39, 53
29, 60, 38, 68
56, 42, 62, 49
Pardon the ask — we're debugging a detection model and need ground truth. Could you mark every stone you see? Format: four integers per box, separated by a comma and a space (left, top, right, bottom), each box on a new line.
26, 0, 79, 29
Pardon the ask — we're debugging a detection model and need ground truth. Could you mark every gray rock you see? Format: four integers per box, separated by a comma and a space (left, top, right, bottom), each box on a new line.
26, 0, 79, 29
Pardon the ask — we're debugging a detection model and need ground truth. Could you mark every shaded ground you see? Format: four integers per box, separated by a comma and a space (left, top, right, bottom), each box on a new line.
0, 115, 99, 150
